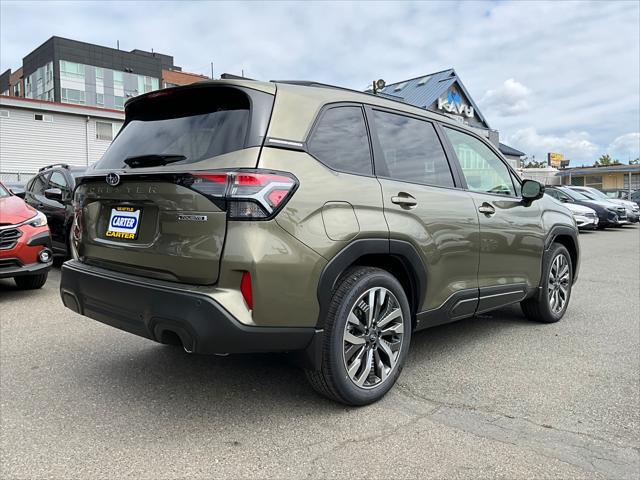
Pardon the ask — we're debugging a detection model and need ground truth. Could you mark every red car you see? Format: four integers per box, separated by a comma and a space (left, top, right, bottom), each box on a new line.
0, 181, 53, 289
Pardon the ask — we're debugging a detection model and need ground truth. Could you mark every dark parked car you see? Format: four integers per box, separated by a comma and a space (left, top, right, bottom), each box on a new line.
3, 181, 26, 198
545, 186, 625, 228
24, 164, 86, 259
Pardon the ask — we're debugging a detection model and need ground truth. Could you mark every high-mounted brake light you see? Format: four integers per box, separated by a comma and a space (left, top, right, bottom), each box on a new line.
187, 169, 297, 220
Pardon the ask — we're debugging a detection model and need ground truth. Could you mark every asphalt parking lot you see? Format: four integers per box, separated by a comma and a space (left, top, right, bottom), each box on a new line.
1, 226, 639, 479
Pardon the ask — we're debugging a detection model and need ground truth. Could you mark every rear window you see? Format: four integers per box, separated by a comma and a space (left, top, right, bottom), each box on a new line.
95, 87, 255, 169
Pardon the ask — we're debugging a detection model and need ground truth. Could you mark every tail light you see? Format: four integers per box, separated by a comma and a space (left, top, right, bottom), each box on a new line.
189, 169, 297, 220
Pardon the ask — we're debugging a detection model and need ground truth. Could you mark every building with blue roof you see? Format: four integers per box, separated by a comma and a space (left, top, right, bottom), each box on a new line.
371, 68, 526, 169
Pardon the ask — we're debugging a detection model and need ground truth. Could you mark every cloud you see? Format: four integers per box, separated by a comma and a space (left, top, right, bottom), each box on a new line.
607, 133, 640, 162
0, 0, 638, 165
505, 128, 599, 163
480, 79, 532, 116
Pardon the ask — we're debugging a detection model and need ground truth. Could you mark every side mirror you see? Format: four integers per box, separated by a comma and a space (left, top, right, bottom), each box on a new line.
522, 180, 544, 202
44, 187, 63, 202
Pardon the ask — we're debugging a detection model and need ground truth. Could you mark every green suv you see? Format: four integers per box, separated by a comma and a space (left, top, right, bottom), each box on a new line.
60, 79, 580, 405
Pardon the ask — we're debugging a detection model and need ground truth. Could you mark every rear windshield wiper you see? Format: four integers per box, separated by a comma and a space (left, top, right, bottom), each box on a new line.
124, 154, 187, 168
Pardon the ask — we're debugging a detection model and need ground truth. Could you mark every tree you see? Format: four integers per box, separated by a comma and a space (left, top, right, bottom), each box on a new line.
595, 154, 621, 166
523, 160, 547, 168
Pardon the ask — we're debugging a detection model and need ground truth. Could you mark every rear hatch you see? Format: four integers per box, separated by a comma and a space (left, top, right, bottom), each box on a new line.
74, 83, 275, 284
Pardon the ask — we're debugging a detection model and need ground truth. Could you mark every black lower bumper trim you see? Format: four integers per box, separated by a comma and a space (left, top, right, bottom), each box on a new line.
0, 259, 52, 278
60, 261, 316, 355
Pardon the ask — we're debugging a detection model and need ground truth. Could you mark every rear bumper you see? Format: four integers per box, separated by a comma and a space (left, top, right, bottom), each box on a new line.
60, 260, 317, 355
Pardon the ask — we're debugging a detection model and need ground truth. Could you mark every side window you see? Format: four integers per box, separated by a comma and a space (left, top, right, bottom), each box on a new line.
29, 174, 48, 195
308, 106, 372, 175
443, 127, 516, 196
510, 171, 522, 197
371, 110, 454, 188
48, 171, 70, 198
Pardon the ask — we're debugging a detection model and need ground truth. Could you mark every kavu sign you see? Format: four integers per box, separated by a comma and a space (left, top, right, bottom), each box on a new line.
437, 90, 475, 118
106, 206, 141, 240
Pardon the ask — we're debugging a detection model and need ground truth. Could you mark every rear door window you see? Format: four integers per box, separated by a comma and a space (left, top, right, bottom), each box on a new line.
48, 171, 71, 199
28, 174, 49, 195
371, 110, 454, 188
307, 106, 372, 175
95, 87, 263, 169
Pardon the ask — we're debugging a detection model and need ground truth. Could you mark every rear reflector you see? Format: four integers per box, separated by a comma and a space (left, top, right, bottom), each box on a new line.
240, 271, 253, 310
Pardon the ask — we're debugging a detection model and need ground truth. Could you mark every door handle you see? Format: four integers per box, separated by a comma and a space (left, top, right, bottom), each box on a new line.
478, 203, 495, 216
391, 193, 418, 208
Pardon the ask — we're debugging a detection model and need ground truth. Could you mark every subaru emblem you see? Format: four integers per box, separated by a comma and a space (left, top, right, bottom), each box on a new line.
106, 172, 120, 186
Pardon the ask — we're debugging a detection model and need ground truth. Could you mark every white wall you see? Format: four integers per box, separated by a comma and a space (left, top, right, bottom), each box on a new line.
0, 105, 123, 176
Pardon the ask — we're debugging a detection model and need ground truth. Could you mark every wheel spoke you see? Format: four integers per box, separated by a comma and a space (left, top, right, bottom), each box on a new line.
367, 290, 376, 328
380, 322, 404, 336
347, 346, 366, 378
354, 348, 373, 387
344, 343, 363, 362
374, 349, 387, 383
378, 340, 397, 370
344, 331, 366, 345
347, 311, 362, 326
377, 308, 401, 329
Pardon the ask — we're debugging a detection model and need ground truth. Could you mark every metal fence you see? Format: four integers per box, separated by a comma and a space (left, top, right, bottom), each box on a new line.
0, 171, 37, 183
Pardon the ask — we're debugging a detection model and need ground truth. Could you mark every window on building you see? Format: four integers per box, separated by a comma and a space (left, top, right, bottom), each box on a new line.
96, 93, 104, 105
307, 106, 372, 175
34, 113, 53, 122
96, 67, 104, 80
623, 173, 640, 191
114, 96, 125, 109
585, 175, 603, 189
0, 110, 9, 118
96, 122, 113, 141
394, 82, 407, 92
372, 110, 454, 188
61, 88, 86, 104
113, 71, 124, 86
444, 127, 516, 196
13, 83, 20, 96
60, 60, 85, 77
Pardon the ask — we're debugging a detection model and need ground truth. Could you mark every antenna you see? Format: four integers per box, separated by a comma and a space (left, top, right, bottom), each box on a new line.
211, 62, 214, 79
117, 40, 120, 50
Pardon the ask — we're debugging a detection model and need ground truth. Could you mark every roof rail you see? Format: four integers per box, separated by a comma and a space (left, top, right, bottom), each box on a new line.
39, 163, 69, 172
220, 73, 256, 81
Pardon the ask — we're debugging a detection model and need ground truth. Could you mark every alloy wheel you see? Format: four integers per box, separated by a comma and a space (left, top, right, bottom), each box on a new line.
548, 253, 570, 314
342, 287, 404, 389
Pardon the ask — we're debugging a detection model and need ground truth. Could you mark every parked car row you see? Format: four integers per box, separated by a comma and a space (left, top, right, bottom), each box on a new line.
545, 185, 639, 230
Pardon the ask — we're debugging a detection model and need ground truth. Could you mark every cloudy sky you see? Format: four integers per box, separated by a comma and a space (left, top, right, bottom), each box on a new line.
1, 0, 639, 164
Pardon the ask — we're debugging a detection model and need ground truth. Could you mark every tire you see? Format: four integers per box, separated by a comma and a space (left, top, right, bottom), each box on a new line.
305, 267, 412, 406
14, 271, 49, 290
521, 243, 572, 323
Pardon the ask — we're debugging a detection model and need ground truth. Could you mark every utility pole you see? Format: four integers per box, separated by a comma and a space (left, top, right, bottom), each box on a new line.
211, 62, 214, 79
